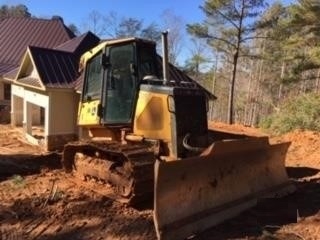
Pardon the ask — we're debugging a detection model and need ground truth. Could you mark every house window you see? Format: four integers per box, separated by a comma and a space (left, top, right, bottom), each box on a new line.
4, 84, 11, 100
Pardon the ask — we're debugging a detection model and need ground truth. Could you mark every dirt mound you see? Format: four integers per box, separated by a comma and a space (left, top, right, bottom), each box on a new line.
0, 125, 43, 155
204, 123, 320, 240
273, 130, 320, 169
210, 122, 320, 170
209, 121, 267, 136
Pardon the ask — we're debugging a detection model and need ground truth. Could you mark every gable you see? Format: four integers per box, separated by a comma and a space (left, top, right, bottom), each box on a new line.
5, 32, 101, 91
28, 46, 79, 89
15, 50, 44, 90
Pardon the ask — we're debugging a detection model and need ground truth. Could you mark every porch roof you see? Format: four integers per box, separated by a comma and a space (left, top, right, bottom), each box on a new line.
6, 32, 100, 90
29, 46, 78, 89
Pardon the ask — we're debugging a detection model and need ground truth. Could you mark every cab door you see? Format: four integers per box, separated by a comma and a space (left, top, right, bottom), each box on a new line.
78, 51, 103, 126
102, 43, 137, 125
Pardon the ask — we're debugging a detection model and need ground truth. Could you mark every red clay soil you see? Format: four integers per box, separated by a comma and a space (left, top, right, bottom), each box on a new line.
273, 130, 320, 169
209, 122, 268, 136
0, 123, 320, 240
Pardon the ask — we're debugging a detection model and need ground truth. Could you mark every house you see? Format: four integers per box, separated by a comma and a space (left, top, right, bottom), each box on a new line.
4, 32, 100, 150
0, 17, 75, 122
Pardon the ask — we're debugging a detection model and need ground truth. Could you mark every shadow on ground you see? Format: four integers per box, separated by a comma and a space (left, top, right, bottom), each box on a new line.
0, 193, 155, 240
0, 153, 62, 181
286, 166, 320, 179
194, 166, 320, 240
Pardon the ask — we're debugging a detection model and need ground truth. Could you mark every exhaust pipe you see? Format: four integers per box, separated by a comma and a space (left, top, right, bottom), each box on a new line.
162, 31, 169, 85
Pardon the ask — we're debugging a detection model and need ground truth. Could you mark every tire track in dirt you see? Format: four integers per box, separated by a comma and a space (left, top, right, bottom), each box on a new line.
0, 170, 156, 240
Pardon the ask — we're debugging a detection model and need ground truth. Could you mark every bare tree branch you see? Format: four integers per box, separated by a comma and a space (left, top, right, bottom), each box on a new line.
241, 35, 270, 42
209, 36, 237, 49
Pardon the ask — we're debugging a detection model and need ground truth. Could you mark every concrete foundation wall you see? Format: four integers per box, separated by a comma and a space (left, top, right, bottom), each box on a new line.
46, 133, 78, 151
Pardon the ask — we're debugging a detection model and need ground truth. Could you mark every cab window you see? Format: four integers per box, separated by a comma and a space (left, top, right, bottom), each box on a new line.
83, 52, 102, 101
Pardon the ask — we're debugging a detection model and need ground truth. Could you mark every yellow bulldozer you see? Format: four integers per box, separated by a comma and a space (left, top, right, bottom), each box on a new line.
62, 32, 295, 240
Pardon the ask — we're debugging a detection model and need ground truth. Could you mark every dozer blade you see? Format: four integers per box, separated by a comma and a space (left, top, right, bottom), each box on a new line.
154, 137, 295, 240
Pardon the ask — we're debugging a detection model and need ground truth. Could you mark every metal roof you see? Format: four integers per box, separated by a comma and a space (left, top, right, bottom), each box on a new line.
55, 31, 100, 58
28, 46, 78, 89
74, 73, 84, 92
21, 32, 100, 89
4, 32, 100, 89
0, 63, 18, 77
157, 56, 216, 100
0, 17, 75, 75
2, 67, 19, 81
17, 76, 43, 89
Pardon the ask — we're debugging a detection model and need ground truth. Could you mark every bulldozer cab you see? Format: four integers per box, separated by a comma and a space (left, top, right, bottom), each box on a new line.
80, 38, 159, 126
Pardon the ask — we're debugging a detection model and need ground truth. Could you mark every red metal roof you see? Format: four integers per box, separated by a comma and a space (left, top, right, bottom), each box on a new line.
55, 31, 100, 58
2, 67, 19, 81
25, 32, 100, 89
0, 63, 17, 76
0, 17, 75, 75
29, 46, 78, 88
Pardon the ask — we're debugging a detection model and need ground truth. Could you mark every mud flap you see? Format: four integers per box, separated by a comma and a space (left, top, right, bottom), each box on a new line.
153, 137, 295, 240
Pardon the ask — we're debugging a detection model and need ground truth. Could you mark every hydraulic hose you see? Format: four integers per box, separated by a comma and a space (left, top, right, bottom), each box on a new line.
182, 133, 206, 153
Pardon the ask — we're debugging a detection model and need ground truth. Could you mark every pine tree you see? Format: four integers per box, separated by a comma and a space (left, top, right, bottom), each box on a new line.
187, 0, 266, 124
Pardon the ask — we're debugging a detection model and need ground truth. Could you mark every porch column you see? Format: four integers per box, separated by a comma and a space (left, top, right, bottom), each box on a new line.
11, 94, 16, 126
23, 100, 32, 135
45, 105, 50, 136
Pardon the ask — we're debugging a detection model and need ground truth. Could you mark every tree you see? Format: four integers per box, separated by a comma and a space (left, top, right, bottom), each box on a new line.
140, 22, 162, 43
103, 11, 121, 38
184, 38, 210, 80
83, 10, 161, 42
0, 4, 31, 19
81, 10, 106, 36
282, 0, 320, 84
68, 23, 80, 36
244, 2, 288, 125
161, 9, 184, 65
188, 0, 266, 124
51, 15, 64, 22
116, 17, 142, 37
115, 17, 161, 42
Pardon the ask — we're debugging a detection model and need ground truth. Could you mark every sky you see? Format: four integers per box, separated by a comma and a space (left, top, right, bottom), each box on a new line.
1, 0, 295, 64
2, 0, 208, 63
2, 0, 205, 28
